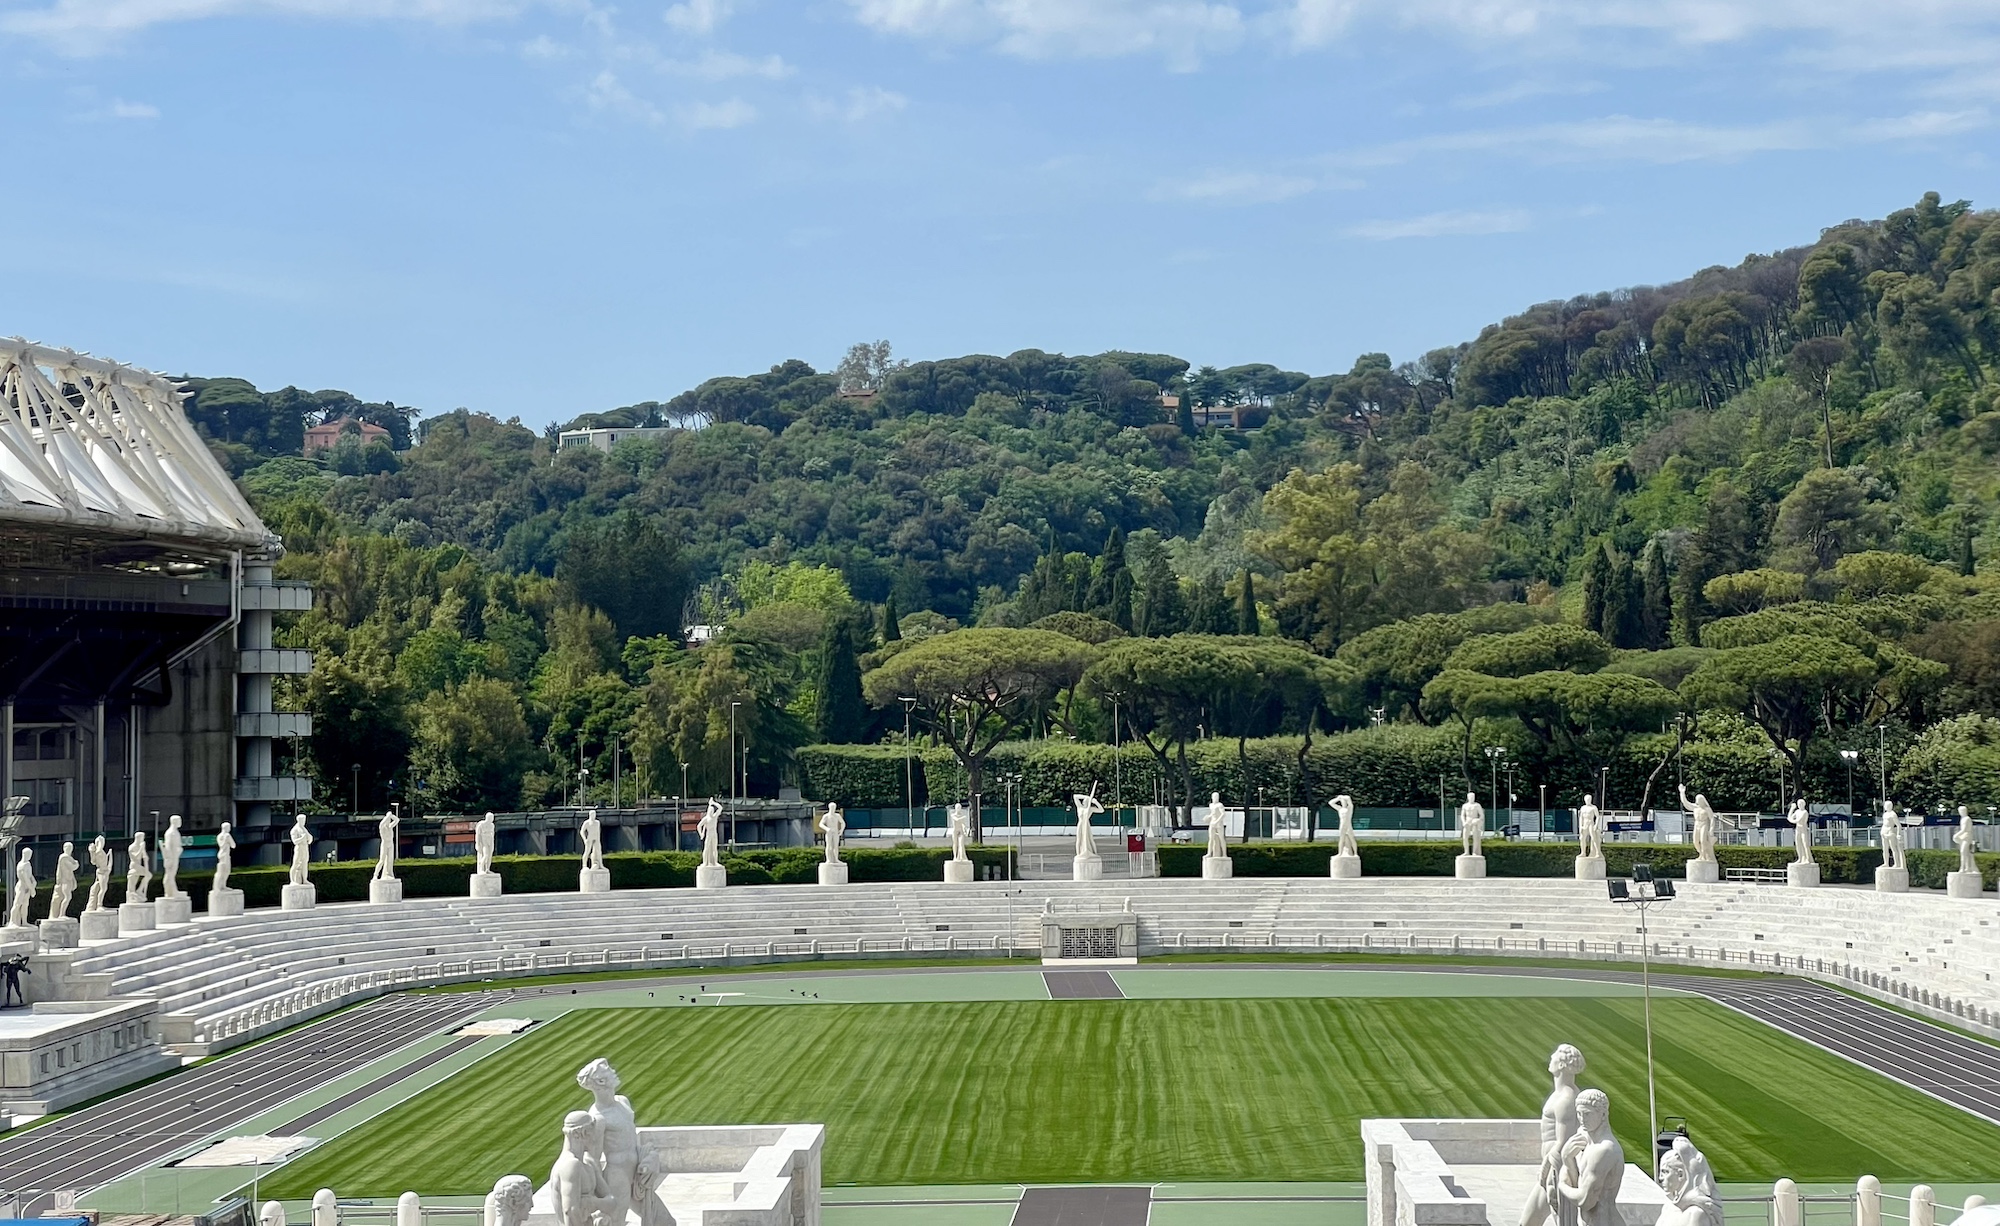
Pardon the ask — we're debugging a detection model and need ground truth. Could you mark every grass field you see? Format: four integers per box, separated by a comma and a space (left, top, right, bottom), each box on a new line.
266, 993, 2000, 1196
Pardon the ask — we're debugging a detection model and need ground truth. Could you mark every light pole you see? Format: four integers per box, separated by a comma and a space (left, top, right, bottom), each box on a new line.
1484, 746, 1505, 820
352, 765, 360, 816
729, 701, 741, 849
1539, 783, 1547, 838
1875, 724, 1889, 801
1840, 749, 1860, 817
1598, 765, 1609, 810
1609, 862, 1677, 1170
900, 697, 917, 837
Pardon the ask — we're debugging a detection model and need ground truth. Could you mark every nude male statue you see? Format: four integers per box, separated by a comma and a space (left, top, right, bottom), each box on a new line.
1459, 792, 1485, 857
476, 811, 497, 876
550, 1111, 609, 1226
288, 814, 313, 886
577, 1058, 641, 1226
698, 799, 724, 867
213, 822, 236, 893
1555, 1089, 1626, 1226
947, 802, 973, 862
822, 802, 845, 864
482, 1175, 534, 1226
86, 837, 112, 911
1204, 792, 1229, 860
50, 841, 79, 918
1576, 794, 1603, 861
5, 849, 31, 928
1518, 1043, 1586, 1226
1331, 795, 1358, 859
375, 807, 400, 881
1958, 805, 1980, 876
126, 830, 152, 902
1073, 788, 1105, 859
1679, 785, 1716, 864
1790, 799, 1816, 866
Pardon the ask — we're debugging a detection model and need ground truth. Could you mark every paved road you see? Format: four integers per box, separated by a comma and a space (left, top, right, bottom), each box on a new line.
0, 991, 497, 1213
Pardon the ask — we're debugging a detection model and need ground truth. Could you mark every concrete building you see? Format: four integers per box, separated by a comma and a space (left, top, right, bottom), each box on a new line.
302, 415, 390, 455
557, 425, 676, 453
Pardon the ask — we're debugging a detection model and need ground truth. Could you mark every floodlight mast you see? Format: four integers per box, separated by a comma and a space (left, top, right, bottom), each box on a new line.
1609, 862, 1676, 1170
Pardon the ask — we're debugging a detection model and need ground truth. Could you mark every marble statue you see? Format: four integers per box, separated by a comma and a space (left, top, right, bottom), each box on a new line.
1458, 792, 1485, 858
580, 809, 605, 872
126, 831, 152, 902
1518, 1043, 1585, 1226
577, 1058, 641, 1226
1072, 788, 1105, 859
1656, 1135, 1722, 1226
375, 808, 400, 881
1576, 795, 1603, 860
1789, 799, 1815, 865
1204, 792, 1229, 859
288, 814, 313, 885
483, 1176, 534, 1226
632, 1153, 670, 1226
1679, 785, 1717, 863
822, 802, 845, 864
1554, 1088, 1625, 1226
86, 837, 111, 910
214, 822, 235, 893
698, 799, 724, 867
476, 811, 497, 876
260, 1203, 286, 1226
1958, 806, 1979, 875
550, 1111, 606, 1226
50, 841, 78, 918
1332, 795, 1358, 859
1879, 801, 1906, 870
162, 815, 185, 898
6, 848, 31, 928
947, 802, 973, 862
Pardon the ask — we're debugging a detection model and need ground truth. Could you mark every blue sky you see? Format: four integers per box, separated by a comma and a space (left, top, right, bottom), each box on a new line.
3, 0, 1998, 426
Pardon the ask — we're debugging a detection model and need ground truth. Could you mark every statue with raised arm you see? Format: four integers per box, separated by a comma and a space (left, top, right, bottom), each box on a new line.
576, 1058, 641, 1226
1958, 806, 1979, 875
126, 830, 152, 902
1073, 787, 1105, 859
375, 808, 400, 881
1518, 1043, 1586, 1226
948, 802, 973, 862
1656, 1135, 1723, 1226
6, 848, 31, 928
49, 841, 79, 919
821, 802, 846, 864
162, 815, 185, 898
86, 837, 111, 910
698, 798, 723, 867
213, 822, 235, 892
475, 811, 497, 875
1555, 1089, 1625, 1226
1679, 785, 1717, 864
1332, 795, 1358, 859
1204, 792, 1229, 860
1576, 794, 1603, 861
1459, 792, 1485, 858
1790, 798, 1815, 865
288, 814, 312, 886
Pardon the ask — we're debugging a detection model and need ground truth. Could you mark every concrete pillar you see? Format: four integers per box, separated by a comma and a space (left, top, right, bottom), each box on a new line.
1855, 1175, 1880, 1226
311, 1189, 340, 1226
396, 1192, 421, 1226
1912, 1185, 1935, 1226
92, 699, 106, 840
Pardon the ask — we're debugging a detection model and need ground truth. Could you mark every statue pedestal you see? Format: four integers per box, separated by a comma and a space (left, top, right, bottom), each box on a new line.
1685, 859, 1719, 883
695, 864, 728, 890
156, 895, 194, 925
0, 925, 37, 951
80, 909, 121, 940
38, 917, 79, 949
944, 858, 975, 883
1330, 852, 1361, 879
1574, 856, 1606, 881
1874, 865, 1909, 894
469, 871, 504, 898
1072, 854, 1103, 882
370, 878, 405, 904
818, 861, 849, 886
118, 901, 157, 934
1787, 862, 1820, 888
209, 887, 245, 917
1947, 869, 1984, 898
1202, 856, 1233, 880
282, 883, 318, 911
578, 868, 611, 894
1455, 854, 1486, 879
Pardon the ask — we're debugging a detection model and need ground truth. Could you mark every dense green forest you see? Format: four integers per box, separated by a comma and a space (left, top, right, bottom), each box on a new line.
212, 192, 2000, 821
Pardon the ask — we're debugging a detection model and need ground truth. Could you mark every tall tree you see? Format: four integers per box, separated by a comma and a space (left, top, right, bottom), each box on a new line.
1235, 569, 1260, 636
1582, 542, 1613, 638
814, 615, 867, 744
558, 514, 689, 642
880, 593, 901, 642
1640, 541, 1672, 650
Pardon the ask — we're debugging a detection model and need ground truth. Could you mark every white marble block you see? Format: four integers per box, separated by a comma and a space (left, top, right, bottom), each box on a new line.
817, 862, 849, 885
1875, 865, 1909, 894
469, 871, 504, 898
1685, 859, 1720, 883
209, 887, 245, 917
0, 924, 36, 951
79, 909, 121, 940
370, 878, 405, 904
38, 916, 79, 949
282, 883, 318, 911
1948, 869, 1985, 898
1787, 861, 1820, 888
118, 901, 157, 934
943, 859, 975, 883
156, 895, 194, 925
1455, 854, 1486, 879
1330, 852, 1361, 879
578, 867, 612, 894
1072, 854, 1103, 882
1202, 858, 1233, 880
1575, 855, 1606, 881
696, 864, 728, 890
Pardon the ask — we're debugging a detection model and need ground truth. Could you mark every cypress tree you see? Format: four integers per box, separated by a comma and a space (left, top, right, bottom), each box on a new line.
1086, 527, 1129, 625
1604, 551, 1638, 649
814, 616, 867, 743
1176, 394, 1198, 437
880, 593, 901, 642
1582, 542, 1613, 636
1959, 512, 1977, 576
1137, 558, 1188, 637
1640, 540, 1672, 649
1236, 569, 1260, 635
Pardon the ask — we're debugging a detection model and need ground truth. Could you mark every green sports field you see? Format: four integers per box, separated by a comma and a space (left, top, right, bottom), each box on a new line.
267, 986, 2000, 1196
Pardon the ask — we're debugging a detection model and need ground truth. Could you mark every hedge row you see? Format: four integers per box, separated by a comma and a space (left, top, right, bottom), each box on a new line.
1155, 841, 1910, 885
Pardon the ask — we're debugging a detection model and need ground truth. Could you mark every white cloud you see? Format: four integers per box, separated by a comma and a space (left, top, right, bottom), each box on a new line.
1152, 169, 1320, 205
847, 0, 1246, 68
662, 0, 731, 36
77, 96, 159, 119
675, 96, 757, 129
0, 0, 529, 50
662, 48, 790, 80
807, 84, 908, 123
1343, 207, 1532, 239
585, 68, 667, 125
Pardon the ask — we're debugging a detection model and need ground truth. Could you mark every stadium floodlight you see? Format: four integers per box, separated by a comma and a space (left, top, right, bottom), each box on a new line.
1609, 861, 1677, 1172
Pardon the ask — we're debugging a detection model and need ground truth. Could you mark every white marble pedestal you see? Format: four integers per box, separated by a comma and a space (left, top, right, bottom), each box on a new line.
944, 859, 975, 883
1575, 856, 1606, 881
0, 924, 37, 951
1455, 854, 1486, 879
1948, 869, 1985, 898
1202, 857, 1233, 879
209, 887, 245, 917
118, 901, 157, 934
696, 865, 727, 890
579, 868, 611, 894
156, 895, 194, 925
38, 916, 79, 949
1787, 862, 1820, 888
282, 883, 318, 911
80, 909, 121, 940
818, 862, 849, 885
370, 878, 405, 904
469, 871, 503, 898
1330, 852, 1361, 879
1072, 854, 1103, 882
1685, 859, 1719, 883
1875, 865, 1909, 893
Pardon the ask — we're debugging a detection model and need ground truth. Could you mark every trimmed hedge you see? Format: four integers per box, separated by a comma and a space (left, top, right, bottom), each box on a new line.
1157, 841, 1888, 884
